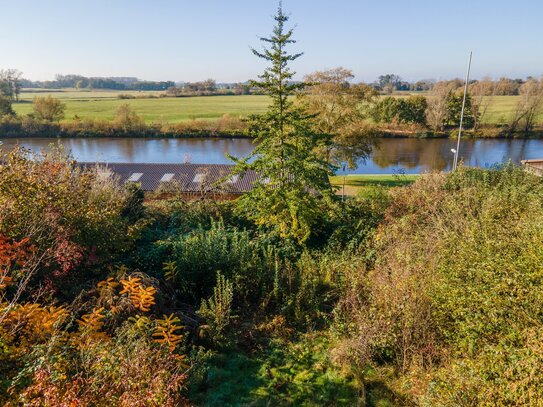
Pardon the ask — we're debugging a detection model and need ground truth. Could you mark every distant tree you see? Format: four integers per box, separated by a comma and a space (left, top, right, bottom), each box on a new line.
32, 96, 66, 122
447, 92, 476, 129
494, 77, 521, 96
469, 77, 495, 130
0, 95, 14, 117
396, 95, 428, 125
371, 96, 400, 123
0, 69, 23, 101
507, 78, 543, 135
203, 79, 217, 92
301, 67, 378, 169
426, 82, 457, 131
378, 74, 402, 93
371, 95, 427, 126
229, 4, 334, 242
114, 103, 145, 131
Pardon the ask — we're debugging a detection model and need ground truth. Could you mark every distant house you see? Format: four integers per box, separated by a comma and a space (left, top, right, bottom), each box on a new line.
78, 162, 258, 196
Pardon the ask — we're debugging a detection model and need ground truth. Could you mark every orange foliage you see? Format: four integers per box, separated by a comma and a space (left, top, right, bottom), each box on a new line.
120, 276, 156, 312
153, 313, 184, 352
77, 307, 105, 332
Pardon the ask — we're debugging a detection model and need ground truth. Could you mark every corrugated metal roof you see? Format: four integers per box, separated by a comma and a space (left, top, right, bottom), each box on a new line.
78, 162, 258, 193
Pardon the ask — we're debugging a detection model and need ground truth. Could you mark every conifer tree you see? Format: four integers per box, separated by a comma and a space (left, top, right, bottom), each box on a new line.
230, 3, 334, 242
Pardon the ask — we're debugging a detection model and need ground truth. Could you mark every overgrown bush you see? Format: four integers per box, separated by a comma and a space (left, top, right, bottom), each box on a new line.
334, 164, 543, 405
0, 146, 136, 295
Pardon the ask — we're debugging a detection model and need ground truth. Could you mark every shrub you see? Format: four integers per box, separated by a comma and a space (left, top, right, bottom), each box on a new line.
0, 95, 14, 117
197, 272, 235, 347
334, 164, 543, 404
0, 146, 133, 292
114, 103, 145, 132
32, 95, 66, 122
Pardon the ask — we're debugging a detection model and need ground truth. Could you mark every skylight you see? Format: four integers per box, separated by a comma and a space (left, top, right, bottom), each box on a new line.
127, 172, 143, 182
193, 173, 205, 183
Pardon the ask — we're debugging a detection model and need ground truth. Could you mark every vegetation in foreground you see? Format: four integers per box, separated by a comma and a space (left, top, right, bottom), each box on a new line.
2, 4, 543, 407
3, 138, 543, 406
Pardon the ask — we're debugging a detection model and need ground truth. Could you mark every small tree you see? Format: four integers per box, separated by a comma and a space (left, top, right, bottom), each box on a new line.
397, 95, 427, 125
0, 69, 22, 101
230, 4, 334, 242
446, 92, 476, 129
114, 103, 145, 131
32, 96, 66, 122
0, 95, 14, 117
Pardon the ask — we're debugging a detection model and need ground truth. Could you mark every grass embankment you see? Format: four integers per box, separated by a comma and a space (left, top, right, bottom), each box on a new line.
330, 174, 419, 196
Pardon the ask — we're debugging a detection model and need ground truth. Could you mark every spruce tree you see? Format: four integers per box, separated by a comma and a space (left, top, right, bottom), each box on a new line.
230, 4, 334, 242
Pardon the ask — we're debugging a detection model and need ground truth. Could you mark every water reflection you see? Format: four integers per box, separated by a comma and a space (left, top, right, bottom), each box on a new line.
1, 137, 543, 174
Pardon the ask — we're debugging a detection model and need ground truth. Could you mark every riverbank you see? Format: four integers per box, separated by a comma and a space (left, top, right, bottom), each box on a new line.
0, 115, 251, 139
2, 116, 542, 139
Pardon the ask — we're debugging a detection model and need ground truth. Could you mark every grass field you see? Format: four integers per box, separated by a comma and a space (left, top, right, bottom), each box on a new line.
11, 89, 541, 125
329, 174, 419, 196
14, 90, 270, 123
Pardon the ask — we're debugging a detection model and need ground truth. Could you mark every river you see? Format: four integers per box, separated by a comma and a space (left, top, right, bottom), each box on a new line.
1, 137, 543, 174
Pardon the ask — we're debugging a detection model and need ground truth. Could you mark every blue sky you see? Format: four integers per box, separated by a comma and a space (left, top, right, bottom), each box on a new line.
1, 0, 542, 83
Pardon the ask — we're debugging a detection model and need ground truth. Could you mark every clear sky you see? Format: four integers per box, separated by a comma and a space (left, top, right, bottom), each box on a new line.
1, 0, 542, 83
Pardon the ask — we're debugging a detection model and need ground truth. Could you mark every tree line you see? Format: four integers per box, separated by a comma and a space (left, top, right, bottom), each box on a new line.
20, 74, 175, 91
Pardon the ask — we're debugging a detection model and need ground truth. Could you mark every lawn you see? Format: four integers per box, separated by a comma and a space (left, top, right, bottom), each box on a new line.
329, 174, 419, 196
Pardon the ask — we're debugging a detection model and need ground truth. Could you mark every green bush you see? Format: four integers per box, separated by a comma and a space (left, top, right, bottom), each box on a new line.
335, 164, 543, 404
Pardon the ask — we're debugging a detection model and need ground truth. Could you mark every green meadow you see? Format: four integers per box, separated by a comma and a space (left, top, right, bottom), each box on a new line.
12, 89, 538, 125
13, 91, 270, 123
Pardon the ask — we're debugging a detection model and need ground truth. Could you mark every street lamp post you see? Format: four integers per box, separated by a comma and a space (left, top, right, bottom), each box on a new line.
453, 52, 473, 171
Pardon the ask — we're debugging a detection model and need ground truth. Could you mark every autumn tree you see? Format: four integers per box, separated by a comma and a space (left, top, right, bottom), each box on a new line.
32, 95, 66, 122
425, 80, 462, 131
230, 4, 334, 242
300, 67, 378, 169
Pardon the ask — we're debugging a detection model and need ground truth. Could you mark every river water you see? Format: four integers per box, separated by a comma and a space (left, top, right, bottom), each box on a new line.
1, 137, 543, 174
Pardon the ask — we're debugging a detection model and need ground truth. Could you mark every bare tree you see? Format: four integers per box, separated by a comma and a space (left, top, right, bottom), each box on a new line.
507, 78, 543, 135
469, 77, 495, 131
425, 82, 452, 131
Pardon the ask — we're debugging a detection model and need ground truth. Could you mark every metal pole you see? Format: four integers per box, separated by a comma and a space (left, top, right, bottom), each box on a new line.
453, 51, 473, 171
